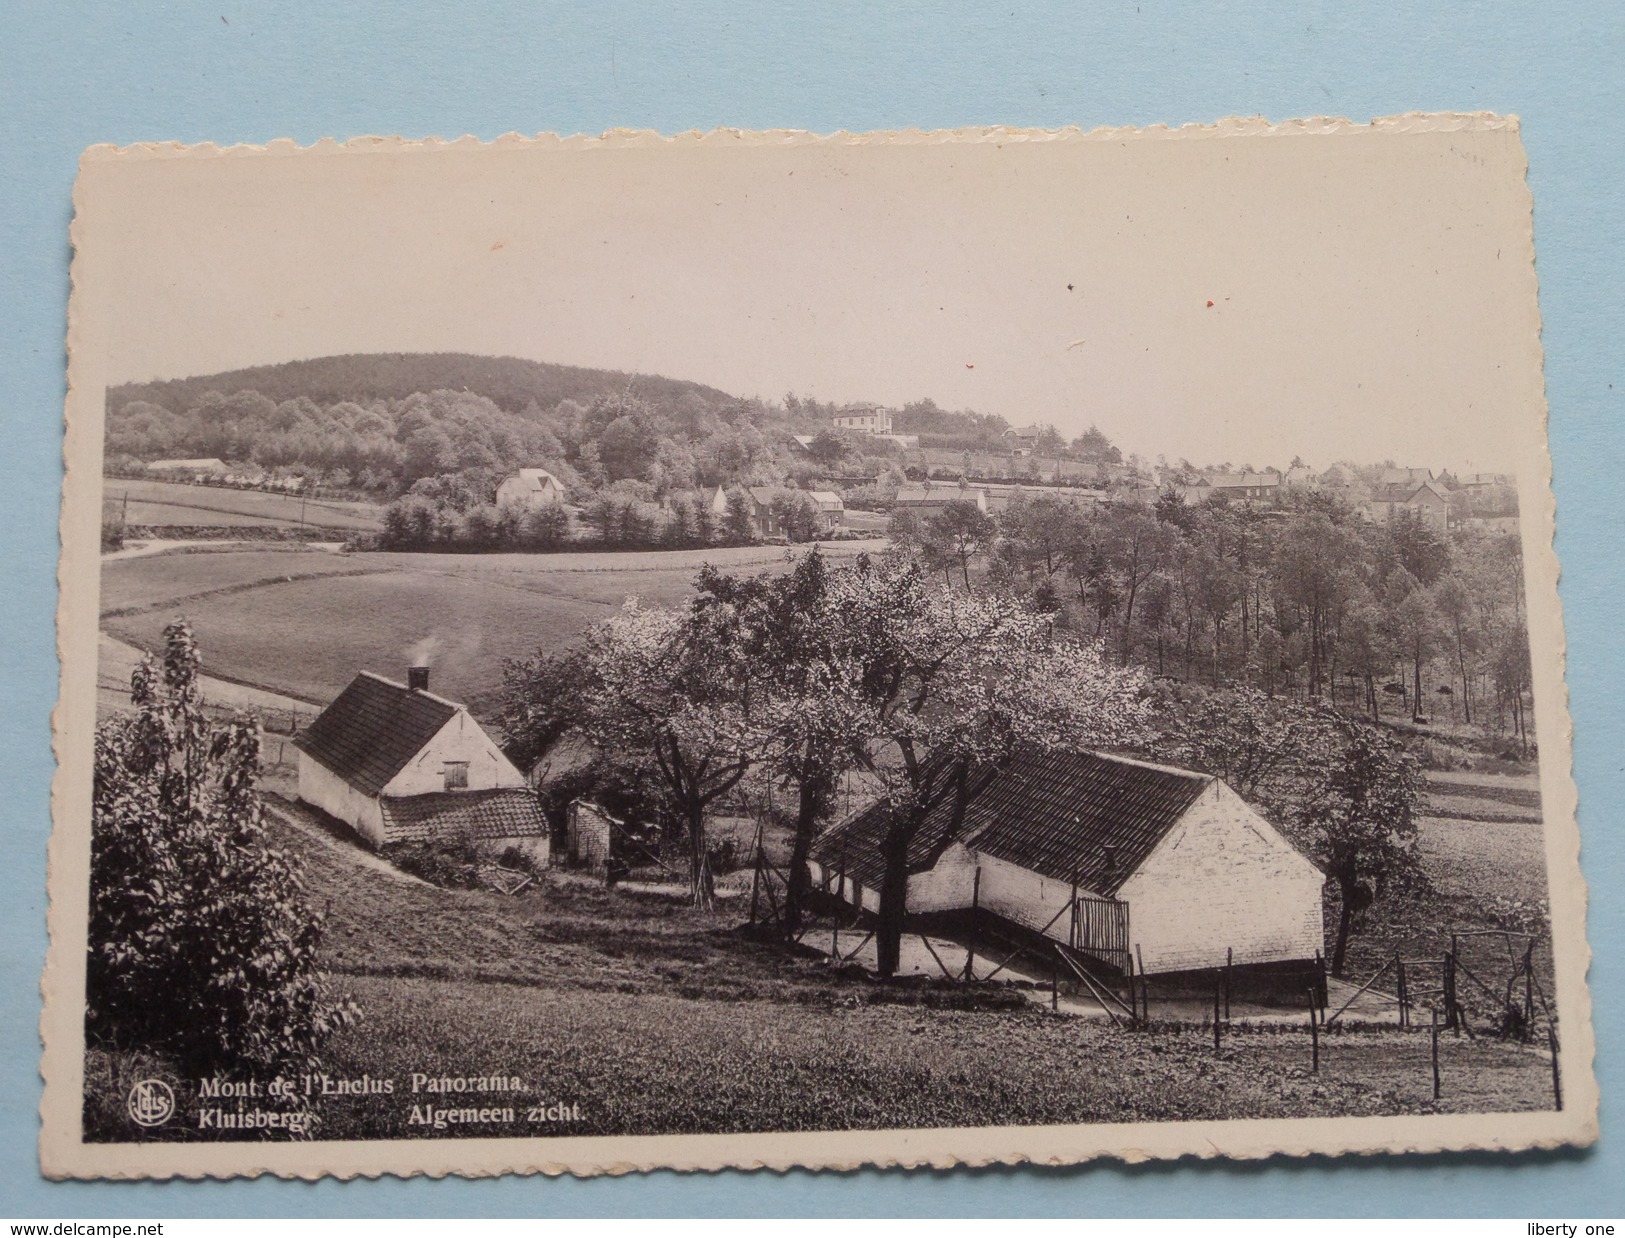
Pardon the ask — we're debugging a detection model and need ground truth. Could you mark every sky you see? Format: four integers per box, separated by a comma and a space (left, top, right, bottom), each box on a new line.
74, 122, 1548, 474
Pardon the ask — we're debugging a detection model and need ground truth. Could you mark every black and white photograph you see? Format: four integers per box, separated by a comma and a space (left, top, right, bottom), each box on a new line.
43, 118, 1594, 1178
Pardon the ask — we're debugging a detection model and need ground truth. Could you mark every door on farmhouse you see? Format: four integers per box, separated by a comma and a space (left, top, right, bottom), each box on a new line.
1072, 894, 1131, 974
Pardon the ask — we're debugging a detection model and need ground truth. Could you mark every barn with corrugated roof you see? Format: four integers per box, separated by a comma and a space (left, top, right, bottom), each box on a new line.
807, 750, 1323, 976
292, 667, 549, 863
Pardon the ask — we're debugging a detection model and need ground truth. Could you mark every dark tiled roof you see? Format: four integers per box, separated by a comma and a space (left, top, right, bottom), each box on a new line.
379, 788, 549, 843
811, 750, 1211, 896
292, 672, 459, 796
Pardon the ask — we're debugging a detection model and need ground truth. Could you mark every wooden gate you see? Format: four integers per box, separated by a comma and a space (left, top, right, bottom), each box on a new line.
1071, 893, 1131, 974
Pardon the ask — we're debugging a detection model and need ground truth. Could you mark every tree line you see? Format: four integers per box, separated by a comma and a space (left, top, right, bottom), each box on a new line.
375, 478, 841, 552
894, 489, 1533, 747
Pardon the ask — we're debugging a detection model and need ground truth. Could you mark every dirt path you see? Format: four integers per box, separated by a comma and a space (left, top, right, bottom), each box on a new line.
101, 538, 239, 562
264, 798, 431, 888
98, 632, 321, 713
103, 538, 349, 562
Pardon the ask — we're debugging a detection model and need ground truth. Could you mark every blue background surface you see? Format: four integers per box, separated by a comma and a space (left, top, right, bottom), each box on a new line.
2, 0, 1621, 1217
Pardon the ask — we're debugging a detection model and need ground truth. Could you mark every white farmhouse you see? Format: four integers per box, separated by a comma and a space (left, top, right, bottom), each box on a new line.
293, 667, 549, 863
808, 749, 1323, 977
495, 467, 565, 510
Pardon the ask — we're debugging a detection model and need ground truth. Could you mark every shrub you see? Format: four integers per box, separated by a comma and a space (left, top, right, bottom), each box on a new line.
384, 838, 484, 888
88, 621, 356, 1072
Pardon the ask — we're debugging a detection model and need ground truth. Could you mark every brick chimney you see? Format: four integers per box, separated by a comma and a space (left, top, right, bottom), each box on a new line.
408, 666, 430, 692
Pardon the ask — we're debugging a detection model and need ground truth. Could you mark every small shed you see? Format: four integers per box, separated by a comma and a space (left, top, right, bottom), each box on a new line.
293, 667, 548, 863
807, 749, 1323, 977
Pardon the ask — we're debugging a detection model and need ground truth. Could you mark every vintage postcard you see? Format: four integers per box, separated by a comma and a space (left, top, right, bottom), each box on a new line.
44, 115, 1595, 1179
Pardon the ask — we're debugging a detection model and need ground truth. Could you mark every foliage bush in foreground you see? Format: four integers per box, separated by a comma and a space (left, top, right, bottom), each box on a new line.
88, 620, 356, 1072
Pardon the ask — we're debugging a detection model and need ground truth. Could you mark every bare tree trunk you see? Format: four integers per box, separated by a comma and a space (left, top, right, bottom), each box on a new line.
783, 764, 833, 937
1120, 580, 1139, 667
875, 818, 913, 977
1331, 869, 1358, 979
1456, 630, 1473, 724
1413, 647, 1424, 719
689, 803, 714, 910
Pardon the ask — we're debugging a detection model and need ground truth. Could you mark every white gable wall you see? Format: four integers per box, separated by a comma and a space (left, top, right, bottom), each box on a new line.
381, 711, 526, 796
1116, 781, 1324, 974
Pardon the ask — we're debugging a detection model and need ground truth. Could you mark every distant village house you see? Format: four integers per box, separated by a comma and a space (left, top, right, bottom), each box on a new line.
1203, 470, 1282, 501
806, 490, 845, 533
892, 481, 989, 520
495, 467, 565, 510
1365, 477, 1451, 528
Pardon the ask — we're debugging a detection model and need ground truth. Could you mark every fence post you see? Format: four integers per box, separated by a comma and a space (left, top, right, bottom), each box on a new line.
1396, 956, 1408, 1029
1309, 991, 1320, 1073
1212, 971, 1222, 1052
1549, 1024, 1563, 1112
1450, 934, 1462, 1035
1524, 944, 1536, 1043
1430, 1006, 1441, 1099
748, 847, 761, 926
1131, 948, 1144, 1026
1135, 944, 1148, 1026
1051, 955, 1059, 1012
1449, 948, 1462, 1026
1224, 947, 1232, 1021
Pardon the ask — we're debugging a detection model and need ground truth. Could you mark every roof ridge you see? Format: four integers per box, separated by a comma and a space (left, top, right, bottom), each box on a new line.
355, 669, 466, 711
1079, 748, 1215, 781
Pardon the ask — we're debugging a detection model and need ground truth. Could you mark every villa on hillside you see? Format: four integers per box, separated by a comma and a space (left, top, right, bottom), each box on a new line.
832, 403, 894, 435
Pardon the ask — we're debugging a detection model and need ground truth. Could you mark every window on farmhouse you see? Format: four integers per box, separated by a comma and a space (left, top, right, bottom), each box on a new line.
442, 761, 469, 791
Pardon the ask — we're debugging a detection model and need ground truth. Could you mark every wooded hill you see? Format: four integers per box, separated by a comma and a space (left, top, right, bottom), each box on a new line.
108, 352, 737, 419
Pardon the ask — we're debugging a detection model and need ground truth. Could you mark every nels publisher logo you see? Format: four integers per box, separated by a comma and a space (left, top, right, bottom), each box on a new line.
127, 1079, 175, 1128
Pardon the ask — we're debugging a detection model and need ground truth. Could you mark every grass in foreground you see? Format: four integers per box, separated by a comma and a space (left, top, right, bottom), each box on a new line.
81, 801, 1557, 1142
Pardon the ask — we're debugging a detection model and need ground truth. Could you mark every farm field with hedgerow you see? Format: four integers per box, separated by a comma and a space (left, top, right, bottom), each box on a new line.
105, 478, 387, 532
99, 541, 886, 712
83, 799, 1554, 1142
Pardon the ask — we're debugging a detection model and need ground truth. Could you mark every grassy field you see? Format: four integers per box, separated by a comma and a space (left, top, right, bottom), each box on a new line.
1332, 769, 1553, 1023
82, 798, 1556, 1142
105, 478, 386, 532
100, 541, 885, 712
